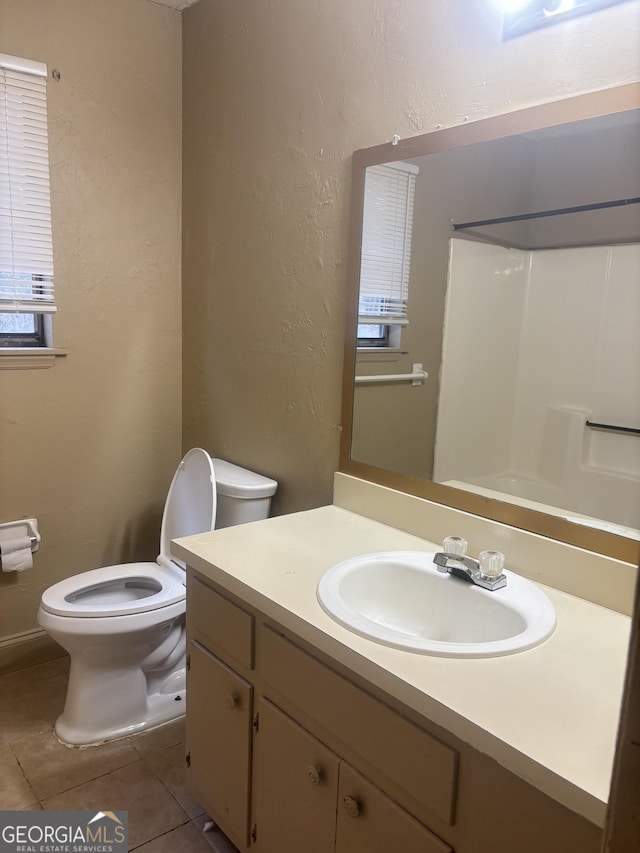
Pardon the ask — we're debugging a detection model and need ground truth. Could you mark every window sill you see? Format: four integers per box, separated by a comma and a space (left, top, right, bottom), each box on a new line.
0, 348, 68, 369
356, 347, 408, 364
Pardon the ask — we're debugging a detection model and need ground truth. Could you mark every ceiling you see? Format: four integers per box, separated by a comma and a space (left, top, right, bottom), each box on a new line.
144, 0, 200, 10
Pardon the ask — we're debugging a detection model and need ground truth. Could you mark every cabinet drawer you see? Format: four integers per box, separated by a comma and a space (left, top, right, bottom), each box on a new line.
337, 763, 452, 853
189, 574, 254, 668
261, 627, 458, 825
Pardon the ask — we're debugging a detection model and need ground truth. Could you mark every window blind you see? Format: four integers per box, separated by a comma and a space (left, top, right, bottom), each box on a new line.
358, 161, 419, 325
0, 54, 55, 314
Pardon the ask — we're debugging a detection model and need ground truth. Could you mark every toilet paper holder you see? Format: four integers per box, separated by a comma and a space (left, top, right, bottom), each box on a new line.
0, 518, 41, 552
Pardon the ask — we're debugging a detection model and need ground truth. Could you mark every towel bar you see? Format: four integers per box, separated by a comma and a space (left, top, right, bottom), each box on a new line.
355, 363, 428, 386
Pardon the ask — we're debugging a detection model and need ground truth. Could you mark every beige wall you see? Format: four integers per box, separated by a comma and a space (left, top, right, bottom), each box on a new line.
0, 0, 182, 651
182, 0, 640, 516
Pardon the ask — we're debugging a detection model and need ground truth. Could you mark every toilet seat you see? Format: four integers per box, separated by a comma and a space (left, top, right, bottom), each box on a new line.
40, 448, 217, 620
40, 562, 186, 618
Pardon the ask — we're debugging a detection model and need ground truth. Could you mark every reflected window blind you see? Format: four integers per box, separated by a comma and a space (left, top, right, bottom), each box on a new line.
0, 54, 55, 314
358, 161, 419, 325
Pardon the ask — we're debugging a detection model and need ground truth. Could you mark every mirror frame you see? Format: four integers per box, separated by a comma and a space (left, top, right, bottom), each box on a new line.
340, 82, 640, 564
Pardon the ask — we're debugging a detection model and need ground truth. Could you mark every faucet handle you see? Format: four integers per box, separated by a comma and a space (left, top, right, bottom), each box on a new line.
442, 536, 468, 556
479, 550, 505, 579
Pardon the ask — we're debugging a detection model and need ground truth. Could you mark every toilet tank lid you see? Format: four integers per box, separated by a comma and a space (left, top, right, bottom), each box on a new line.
212, 458, 278, 499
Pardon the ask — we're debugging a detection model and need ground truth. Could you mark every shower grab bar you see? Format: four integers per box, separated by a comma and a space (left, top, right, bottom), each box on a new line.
585, 420, 640, 436
355, 364, 428, 386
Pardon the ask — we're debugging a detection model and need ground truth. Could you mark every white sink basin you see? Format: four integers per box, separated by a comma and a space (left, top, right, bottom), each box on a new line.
317, 551, 556, 657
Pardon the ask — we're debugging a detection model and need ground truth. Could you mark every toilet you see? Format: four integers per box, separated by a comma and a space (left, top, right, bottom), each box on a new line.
37, 449, 277, 746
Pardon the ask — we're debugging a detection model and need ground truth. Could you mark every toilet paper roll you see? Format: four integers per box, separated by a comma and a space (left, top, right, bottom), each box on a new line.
0, 537, 33, 572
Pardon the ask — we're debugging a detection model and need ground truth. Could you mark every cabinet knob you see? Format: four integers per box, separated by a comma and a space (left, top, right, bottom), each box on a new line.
306, 765, 322, 786
343, 795, 361, 818
225, 692, 239, 710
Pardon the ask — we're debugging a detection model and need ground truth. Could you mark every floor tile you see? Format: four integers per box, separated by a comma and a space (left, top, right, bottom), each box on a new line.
42, 760, 190, 849
0, 656, 69, 689
142, 742, 204, 818
0, 658, 70, 744
12, 729, 140, 799
129, 717, 185, 757
0, 742, 37, 809
133, 820, 215, 852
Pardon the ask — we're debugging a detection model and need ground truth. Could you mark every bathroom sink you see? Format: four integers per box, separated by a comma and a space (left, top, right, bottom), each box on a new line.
316, 551, 556, 657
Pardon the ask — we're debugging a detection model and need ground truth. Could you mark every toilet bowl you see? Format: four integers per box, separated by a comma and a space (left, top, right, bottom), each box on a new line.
38, 449, 277, 746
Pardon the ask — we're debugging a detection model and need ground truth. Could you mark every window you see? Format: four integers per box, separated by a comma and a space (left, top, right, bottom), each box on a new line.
0, 54, 55, 347
502, 0, 632, 40
357, 161, 419, 348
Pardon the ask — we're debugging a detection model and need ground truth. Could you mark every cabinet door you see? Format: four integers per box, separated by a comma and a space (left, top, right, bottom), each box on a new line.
187, 641, 253, 849
337, 763, 452, 853
253, 699, 339, 853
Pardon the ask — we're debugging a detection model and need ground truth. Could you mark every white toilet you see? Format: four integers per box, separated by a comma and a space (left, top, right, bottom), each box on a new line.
37, 449, 277, 746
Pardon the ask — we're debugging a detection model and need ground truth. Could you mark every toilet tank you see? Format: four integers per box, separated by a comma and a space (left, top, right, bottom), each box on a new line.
212, 458, 278, 529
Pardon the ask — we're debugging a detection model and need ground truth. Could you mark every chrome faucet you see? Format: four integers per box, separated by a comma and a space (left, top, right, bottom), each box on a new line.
433, 537, 507, 591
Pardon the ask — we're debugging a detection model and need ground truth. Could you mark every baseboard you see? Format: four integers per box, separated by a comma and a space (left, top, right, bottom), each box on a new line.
0, 628, 66, 675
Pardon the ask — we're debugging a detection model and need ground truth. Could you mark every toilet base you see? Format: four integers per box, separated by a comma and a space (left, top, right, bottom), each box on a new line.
54, 666, 187, 746
38, 600, 188, 747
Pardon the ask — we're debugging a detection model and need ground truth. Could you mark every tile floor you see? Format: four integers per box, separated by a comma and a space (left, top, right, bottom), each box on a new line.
0, 657, 236, 852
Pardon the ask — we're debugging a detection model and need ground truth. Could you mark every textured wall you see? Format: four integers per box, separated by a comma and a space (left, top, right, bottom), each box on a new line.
182, 0, 640, 516
0, 0, 182, 644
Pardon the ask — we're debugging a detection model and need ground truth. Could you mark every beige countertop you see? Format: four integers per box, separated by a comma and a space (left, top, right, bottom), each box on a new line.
173, 505, 631, 829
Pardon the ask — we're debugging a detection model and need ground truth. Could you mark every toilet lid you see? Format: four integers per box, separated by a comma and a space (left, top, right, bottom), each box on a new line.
160, 447, 217, 568
40, 562, 186, 618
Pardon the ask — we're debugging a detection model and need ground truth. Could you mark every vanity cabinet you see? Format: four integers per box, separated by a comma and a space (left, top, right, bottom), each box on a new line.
252, 699, 340, 853
187, 642, 253, 848
186, 576, 256, 849
253, 698, 451, 853
186, 571, 602, 853
336, 763, 451, 853
259, 624, 457, 828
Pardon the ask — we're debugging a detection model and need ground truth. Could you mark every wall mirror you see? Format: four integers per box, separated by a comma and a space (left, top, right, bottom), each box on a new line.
340, 84, 640, 563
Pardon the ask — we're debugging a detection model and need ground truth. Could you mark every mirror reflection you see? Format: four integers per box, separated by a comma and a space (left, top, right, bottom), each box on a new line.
350, 107, 640, 542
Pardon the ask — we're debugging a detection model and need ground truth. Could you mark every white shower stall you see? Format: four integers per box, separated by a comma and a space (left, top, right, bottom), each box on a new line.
433, 238, 640, 533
